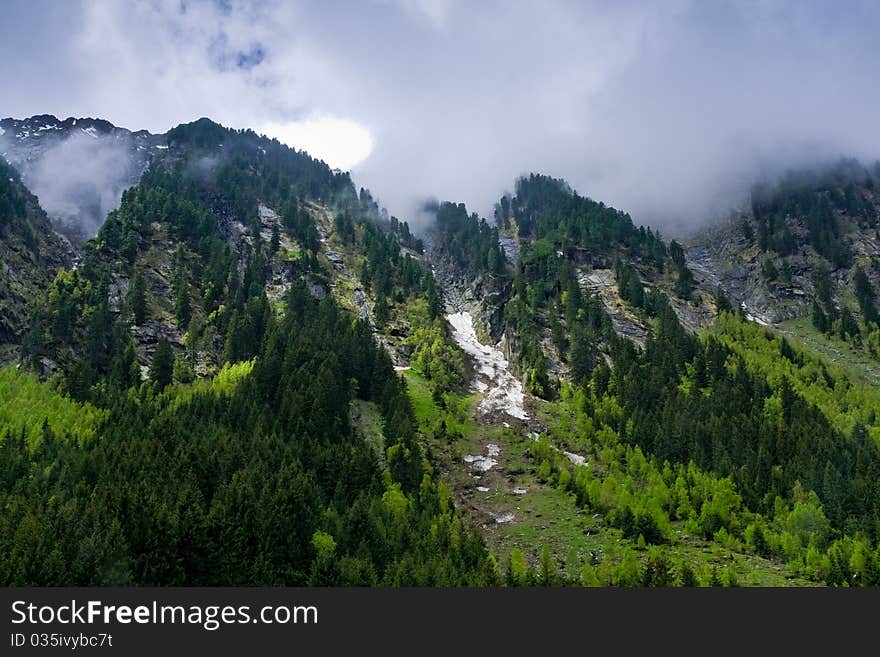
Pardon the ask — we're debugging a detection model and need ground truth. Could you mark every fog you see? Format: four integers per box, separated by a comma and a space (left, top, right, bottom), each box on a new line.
22, 132, 146, 239
3, 1, 880, 236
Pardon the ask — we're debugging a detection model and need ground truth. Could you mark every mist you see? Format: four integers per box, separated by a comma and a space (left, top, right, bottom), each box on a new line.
22, 132, 146, 240
347, 2, 880, 236
3, 1, 880, 237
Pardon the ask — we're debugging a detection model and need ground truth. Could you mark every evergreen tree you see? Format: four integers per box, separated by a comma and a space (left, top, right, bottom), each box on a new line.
149, 337, 174, 390
853, 266, 878, 325
839, 306, 861, 341
374, 294, 389, 327
569, 323, 594, 387
713, 286, 733, 314
127, 267, 147, 325
172, 246, 191, 331
270, 223, 281, 254
811, 299, 829, 334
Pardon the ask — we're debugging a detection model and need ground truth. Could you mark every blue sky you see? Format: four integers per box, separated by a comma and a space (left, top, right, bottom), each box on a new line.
2, 0, 880, 233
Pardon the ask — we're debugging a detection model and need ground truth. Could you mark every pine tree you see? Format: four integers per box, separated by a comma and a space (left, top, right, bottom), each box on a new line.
811, 299, 829, 333
539, 544, 559, 586
425, 279, 443, 320
172, 246, 191, 331
270, 223, 281, 254
110, 328, 141, 389
374, 294, 389, 327
128, 267, 147, 325
839, 306, 860, 341
569, 323, 594, 387
853, 266, 878, 325
149, 337, 174, 390
714, 287, 733, 314
507, 548, 529, 587
677, 561, 699, 587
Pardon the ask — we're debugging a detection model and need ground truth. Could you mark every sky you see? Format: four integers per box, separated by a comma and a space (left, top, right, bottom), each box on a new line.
2, 0, 880, 235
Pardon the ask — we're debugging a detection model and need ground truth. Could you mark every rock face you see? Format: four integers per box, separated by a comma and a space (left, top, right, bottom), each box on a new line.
578, 268, 650, 348
689, 205, 880, 326
0, 115, 167, 242
426, 233, 510, 343
688, 215, 792, 324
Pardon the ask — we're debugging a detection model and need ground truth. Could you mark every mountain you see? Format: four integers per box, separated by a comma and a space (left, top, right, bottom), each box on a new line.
427, 167, 880, 587
1, 116, 492, 586
429, 173, 717, 393
1, 114, 879, 587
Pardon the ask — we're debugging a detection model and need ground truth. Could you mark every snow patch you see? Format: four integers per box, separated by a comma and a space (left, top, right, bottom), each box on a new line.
446, 311, 527, 420
476, 486, 490, 493
155, 144, 169, 150
494, 512, 515, 524
513, 488, 528, 495
81, 127, 98, 139
464, 443, 501, 472
464, 453, 497, 472
740, 302, 769, 326
564, 451, 588, 466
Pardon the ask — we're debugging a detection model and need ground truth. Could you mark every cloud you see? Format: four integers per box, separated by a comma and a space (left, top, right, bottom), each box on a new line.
3, 0, 880, 235
261, 116, 374, 171
20, 131, 146, 239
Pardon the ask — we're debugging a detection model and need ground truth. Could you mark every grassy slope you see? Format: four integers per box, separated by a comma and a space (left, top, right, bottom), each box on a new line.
405, 368, 812, 586
777, 316, 880, 385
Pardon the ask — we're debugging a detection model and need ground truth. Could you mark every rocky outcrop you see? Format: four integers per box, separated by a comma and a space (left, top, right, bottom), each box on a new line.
426, 233, 510, 343
688, 209, 878, 325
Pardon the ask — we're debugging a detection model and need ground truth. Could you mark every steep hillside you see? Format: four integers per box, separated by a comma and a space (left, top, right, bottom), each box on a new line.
423, 170, 880, 586
0, 157, 72, 362
431, 174, 716, 397
3, 112, 880, 587
690, 159, 880, 325
0, 117, 498, 587
19, 118, 403, 388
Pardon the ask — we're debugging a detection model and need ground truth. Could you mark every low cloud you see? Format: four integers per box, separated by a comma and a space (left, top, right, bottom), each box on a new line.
3, 1, 880, 236
24, 132, 145, 239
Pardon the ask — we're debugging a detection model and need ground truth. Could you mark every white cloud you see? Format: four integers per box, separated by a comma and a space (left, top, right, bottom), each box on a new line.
261, 116, 374, 171
4, 0, 880, 234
